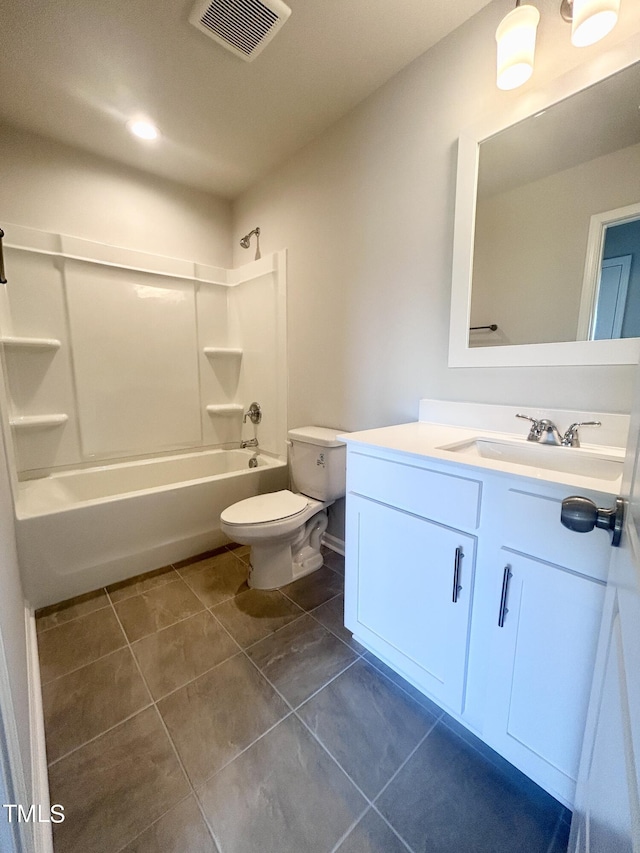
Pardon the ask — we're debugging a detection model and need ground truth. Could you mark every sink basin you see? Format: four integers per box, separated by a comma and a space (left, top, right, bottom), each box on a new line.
438, 437, 624, 481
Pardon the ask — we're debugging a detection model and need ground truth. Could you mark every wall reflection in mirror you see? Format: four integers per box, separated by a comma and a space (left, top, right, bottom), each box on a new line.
469, 60, 640, 349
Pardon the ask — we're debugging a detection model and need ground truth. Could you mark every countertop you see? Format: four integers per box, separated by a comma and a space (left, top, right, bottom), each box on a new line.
339, 421, 625, 495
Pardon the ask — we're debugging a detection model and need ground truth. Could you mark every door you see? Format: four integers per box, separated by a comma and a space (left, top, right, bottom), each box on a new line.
484, 550, 605, 805
346, 494, 476, 713
592, 255, 632, 340
568, 379, 640, 850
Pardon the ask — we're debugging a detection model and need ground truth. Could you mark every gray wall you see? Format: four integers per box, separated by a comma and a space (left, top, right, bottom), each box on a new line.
233, 0, 640, 443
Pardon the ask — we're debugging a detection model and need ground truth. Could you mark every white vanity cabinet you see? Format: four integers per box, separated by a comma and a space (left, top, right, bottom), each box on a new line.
344, 448, 481, 713
343, 440, 616, 807
483, 550, 605, 804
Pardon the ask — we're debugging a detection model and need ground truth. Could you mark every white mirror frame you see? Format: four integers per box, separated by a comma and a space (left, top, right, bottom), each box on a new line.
449, 38, 640, 368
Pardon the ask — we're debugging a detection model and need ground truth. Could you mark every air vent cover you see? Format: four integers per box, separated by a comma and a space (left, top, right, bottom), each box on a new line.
190, 0, 291, 62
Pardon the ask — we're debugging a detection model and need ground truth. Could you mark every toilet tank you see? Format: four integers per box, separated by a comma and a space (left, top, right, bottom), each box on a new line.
287, 427, 348, 501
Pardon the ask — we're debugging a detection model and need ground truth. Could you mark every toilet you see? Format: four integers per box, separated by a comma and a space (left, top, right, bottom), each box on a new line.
220, 426, 347, 589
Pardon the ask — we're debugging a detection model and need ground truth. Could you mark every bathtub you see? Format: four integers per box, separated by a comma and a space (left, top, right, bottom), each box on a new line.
15, 449, 288, 609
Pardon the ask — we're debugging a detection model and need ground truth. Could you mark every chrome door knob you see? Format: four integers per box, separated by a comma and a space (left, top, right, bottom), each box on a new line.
561, 495, 625, 547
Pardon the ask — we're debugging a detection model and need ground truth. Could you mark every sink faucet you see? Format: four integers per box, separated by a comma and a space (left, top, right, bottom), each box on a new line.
516, 414, 562, 445
516, 414, 601, 447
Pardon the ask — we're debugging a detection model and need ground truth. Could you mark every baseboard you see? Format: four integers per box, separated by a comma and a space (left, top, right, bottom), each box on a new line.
25, 609, 53, 853
321, 532, 345, 556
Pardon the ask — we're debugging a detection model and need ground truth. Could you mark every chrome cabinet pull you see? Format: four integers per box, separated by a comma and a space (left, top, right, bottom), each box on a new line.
498, 566, 512, 627
452, 547, 463, 603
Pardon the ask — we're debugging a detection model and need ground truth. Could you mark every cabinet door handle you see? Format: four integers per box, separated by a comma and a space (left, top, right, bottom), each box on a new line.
452, 547, 463, 603
498, 566, 512, 627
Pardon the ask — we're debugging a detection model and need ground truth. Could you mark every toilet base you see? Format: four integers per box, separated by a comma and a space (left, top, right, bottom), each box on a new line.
247, 510, 328, 589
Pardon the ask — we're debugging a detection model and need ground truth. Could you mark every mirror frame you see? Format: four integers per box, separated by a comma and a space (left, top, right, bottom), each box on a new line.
449, 38, 640, 368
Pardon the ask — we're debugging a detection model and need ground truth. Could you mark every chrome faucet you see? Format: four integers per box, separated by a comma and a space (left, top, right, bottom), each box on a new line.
516, 414, 601, 447
516, 414, 562, 445
560, 421, 601, 448
240, 437, 258, 449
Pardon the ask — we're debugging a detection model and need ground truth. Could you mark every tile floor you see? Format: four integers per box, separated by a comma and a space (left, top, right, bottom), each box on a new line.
36, 545, 571, 853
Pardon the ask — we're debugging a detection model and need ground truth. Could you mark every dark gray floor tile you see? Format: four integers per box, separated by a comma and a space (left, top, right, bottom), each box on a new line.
336, 809, 410, 853
114, 579, 205, 642
298, 658, 436, 799
37, 607, 126, 684
42, 647, 151, 763
107, 565, 179, 603
212, 588, 304, 648
119, 795, 219, 853
198, 715, 366, 853
36, 589, 110, 633
281, 566, 344, 611
246, 614, 358, 707
362, 651, 443, 717
376, 720, 563, 853
311, 594, 365, 653
323, 549, 345, 577
178, 550, 249, 607
157, 654, 289, 786
48, 707, 189, 853
131, 610, 238, 700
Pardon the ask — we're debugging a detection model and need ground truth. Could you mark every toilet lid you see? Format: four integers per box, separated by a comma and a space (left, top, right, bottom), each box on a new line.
221, 490, 309, 525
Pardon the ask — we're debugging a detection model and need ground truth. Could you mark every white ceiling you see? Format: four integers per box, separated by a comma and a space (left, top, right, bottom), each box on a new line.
0, 0, 493, 199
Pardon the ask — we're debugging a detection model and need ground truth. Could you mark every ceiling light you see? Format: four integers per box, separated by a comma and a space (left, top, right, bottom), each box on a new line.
569, 0, 620, 47
127, 119, 160, 141
496, 0, 621, 91
496, 4, 540, 91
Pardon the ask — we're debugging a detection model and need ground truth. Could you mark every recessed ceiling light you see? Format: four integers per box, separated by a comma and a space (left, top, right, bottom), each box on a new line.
127, 119, 160, 141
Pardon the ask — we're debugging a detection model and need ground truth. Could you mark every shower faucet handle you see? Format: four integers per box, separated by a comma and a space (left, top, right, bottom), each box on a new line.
243, 402, 262, 425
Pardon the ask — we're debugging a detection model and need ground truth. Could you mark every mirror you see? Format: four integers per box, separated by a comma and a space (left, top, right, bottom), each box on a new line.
449, 46, 640, 368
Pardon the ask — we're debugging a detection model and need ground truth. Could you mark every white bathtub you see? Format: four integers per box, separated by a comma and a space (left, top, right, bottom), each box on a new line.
15, 449, 288, 608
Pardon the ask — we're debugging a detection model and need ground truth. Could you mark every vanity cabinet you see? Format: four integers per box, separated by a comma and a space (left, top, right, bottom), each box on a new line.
483, 550, 605, 803
347, 494, 476, 712
344, 442, 614, 807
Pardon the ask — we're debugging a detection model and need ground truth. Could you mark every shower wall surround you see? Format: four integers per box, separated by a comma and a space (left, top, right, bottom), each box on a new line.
0, 224, 287, 477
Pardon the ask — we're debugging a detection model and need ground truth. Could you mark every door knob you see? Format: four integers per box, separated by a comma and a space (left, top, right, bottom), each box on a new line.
560, 495, 625, 547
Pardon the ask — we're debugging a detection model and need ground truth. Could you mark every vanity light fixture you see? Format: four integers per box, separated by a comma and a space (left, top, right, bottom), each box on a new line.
496, 0, 621, 90
126, 119, 160, 141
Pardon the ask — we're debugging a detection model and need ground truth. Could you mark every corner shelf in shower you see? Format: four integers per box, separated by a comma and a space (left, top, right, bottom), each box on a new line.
0, 336, 61, 350
203, 347, 243, 358
205, 404, 244, 416
10, 414, 68, 430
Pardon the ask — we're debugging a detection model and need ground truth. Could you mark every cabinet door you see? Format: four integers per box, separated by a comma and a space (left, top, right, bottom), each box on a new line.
484, 550, 605, 805
345, 494, 476, 713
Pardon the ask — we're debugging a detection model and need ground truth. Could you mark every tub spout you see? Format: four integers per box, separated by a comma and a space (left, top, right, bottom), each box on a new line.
241, 438, 258, 449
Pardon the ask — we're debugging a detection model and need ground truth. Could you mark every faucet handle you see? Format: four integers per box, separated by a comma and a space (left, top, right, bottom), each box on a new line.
516, 413, 543, 442
561, 421, 601, 448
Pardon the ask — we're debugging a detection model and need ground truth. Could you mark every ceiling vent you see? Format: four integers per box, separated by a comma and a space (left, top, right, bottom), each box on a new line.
189, 0, 292, 62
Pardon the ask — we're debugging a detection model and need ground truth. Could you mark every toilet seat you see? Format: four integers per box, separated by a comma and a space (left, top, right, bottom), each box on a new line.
220, 489, 309, 526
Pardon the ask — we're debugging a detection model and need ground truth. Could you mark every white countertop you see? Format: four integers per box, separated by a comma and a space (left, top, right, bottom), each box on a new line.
339, 421, 625, 495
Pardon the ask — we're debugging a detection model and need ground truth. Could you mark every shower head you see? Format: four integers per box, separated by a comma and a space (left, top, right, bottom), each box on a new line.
240, 227, 261, 260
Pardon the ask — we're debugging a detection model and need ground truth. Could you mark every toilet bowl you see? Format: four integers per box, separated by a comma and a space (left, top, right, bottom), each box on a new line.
220, 426, 347, 589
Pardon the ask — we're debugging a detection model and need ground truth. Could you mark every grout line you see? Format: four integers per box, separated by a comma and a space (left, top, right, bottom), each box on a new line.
35, 594, 112, 634
289, 657, 360, 712
111, 792, 195, 853
106, 595, 216, 848
327, 804, 372, 853
368, 805, 416, 853
39, 641, 130, 686
371, 717, 440, 808
194, 709, 296, 793
46, 701, 155, 768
